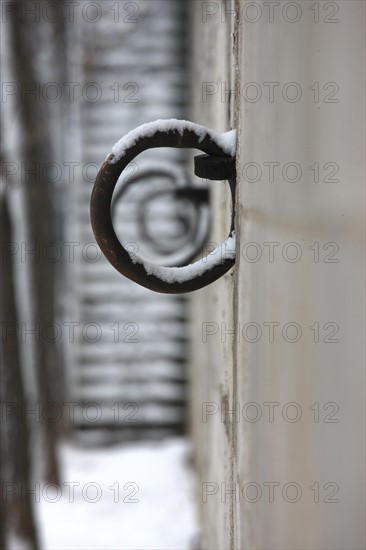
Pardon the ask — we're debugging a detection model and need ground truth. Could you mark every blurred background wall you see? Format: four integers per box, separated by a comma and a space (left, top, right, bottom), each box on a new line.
64, 0, 190, 444
1, 1, 193, 547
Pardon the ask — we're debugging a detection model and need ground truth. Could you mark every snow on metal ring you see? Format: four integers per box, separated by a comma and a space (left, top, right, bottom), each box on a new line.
90, 119, 236, 294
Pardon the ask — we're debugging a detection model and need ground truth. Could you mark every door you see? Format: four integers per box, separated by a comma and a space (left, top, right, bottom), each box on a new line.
189, 1, 365, 548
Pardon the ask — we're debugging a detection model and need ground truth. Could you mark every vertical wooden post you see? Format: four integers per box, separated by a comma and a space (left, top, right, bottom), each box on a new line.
1, 194, 39, 550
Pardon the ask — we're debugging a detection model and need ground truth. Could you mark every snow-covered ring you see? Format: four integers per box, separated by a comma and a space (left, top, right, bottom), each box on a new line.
111, 119, 237, 283
110, 118, 237, 162
130, 232, 236, 284
99, 119, 237, 289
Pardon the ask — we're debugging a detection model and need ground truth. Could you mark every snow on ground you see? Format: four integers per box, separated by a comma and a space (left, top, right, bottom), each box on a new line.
35, 437, 200, 550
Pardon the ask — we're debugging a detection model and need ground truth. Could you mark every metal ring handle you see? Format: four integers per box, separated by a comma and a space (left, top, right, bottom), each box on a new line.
90, 119, 236, 294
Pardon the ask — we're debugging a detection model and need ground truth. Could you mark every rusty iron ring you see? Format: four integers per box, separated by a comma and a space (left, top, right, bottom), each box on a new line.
90, 120, 235, 294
